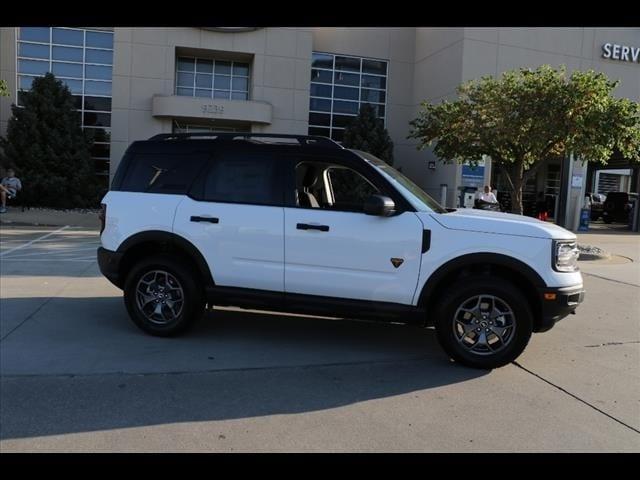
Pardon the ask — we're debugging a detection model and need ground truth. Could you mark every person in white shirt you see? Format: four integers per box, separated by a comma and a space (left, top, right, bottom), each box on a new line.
479, 185, 498, 204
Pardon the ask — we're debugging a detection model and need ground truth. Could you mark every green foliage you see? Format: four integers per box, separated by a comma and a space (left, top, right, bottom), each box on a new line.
409, 65, 640, 213
0, 79, 9, 97
343, 103, 395, 166
0, 73, 101, 208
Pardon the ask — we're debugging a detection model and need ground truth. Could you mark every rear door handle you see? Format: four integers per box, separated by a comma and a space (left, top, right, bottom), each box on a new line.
297, 223, 329, 232
190, 216, 219, 224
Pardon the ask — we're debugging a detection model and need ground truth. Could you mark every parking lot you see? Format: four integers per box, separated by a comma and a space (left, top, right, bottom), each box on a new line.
0, 224, 639, 452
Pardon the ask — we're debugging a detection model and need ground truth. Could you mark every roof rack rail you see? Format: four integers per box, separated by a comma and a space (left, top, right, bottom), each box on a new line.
147, 132, 342, 148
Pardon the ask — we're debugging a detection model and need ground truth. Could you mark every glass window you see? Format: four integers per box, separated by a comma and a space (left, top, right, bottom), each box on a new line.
72, 95, 83, 109
85, 65, 112, 80
85, 49, 113, 65
308, 127, 330, 137
52, 62, 83, 78
83, 112, 111, 127
18, 75, 35, 91
332, 114, 356, 129
362, 59, 387, 75
310, 98, 331, 112
361, 74, 386, 89
335, 56, 360, 72
214, 75, 231, 90
84, 96, 112, 111
18, 59, 49, 75
309, 112, 331, 127
176, 87, 194, 96
85, 127, 111, 143
233, 63, 250, 76
214, 90, 230, 99
196, 59, 213, 73
52, 28, 84, 46
62, 79, 83, 94
52, 45, 83, 62
196, 73, 213, 88
327, 166, 378, 212
311, 69, 332, 83
176, 72, 194, 87
91, 143, 111, 158
18, 42, 49, 59
231, 91, 248, 100
333, 86, 359, 101
215, 61, 232, 75
177, 57, 195, 71
334, 71, 359, 86
311, 53, 333, 70
85, 80, 112, 96
120, 153, 208, 194
231, 77, 248, 91
331, 129, 344, 143
20, 27, 50, 43
85, 31, 113, 49
202, 155, 281, 205
195, 89, 211, 98
310, 83, 332, 98
333, 100, 359, 115
308, 52, 388, 143
360, 89, 385, 103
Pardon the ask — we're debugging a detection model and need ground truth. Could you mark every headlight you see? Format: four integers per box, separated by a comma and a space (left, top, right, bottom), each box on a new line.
553, 240, 580, 272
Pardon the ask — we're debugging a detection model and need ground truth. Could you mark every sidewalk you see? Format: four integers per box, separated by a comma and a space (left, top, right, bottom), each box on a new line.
0, 206, 99, 229
577, 230, 640, 287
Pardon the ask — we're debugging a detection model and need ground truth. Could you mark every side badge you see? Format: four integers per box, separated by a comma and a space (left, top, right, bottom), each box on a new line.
390, 258, 404, 268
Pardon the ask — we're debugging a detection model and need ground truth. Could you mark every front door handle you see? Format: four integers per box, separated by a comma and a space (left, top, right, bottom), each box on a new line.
190, 216, 219, 224
297, 223, 329, 232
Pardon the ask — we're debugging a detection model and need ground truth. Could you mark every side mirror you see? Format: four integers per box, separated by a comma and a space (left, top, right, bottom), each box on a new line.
364, 194, 396, 217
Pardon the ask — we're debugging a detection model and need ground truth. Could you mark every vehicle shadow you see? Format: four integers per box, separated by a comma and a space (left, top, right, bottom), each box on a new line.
0, 296, 488, 441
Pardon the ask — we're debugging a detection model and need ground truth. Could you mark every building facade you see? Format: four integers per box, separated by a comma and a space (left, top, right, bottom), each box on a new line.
1, 27, 639, 228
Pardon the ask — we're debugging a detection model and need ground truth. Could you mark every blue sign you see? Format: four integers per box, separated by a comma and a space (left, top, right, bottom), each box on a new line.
461, 164, 485, 188
578, 208, 590, 231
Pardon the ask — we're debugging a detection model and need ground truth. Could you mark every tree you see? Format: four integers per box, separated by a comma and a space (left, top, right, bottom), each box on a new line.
0, 79, 9, 97
408, 65, 640, 214
343, 103, 395, 166
0, 73, 99, 208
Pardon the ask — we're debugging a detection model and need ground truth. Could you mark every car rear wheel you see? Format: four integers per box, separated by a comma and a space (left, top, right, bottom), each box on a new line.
123, 254, 205, 336
434, 276, 533, 369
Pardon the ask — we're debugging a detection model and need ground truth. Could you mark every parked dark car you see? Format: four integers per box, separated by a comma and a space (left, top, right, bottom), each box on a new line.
602, 192, 633, 224
586, 192, 606, 221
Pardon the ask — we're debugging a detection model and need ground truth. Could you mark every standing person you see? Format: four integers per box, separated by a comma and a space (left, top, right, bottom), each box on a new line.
479, 185, 498, 204
0, 168, 23, 213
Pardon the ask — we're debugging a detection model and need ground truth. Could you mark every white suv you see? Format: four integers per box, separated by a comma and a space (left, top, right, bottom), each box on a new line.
98, 133, 585, 369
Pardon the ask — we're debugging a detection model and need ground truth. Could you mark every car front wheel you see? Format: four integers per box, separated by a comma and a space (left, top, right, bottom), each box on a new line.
434, 276, 533, 369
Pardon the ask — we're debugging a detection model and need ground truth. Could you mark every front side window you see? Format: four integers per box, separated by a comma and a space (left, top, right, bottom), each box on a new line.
295, 161, 380, 213
200, 154, 281, 206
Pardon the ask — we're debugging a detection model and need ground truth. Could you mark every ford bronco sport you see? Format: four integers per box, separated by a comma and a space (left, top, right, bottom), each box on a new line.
98, 133, 585, 369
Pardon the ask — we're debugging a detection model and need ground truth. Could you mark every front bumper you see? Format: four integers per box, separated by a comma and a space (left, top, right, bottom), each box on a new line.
536, 284, 585, 332
97, 247, 124, 289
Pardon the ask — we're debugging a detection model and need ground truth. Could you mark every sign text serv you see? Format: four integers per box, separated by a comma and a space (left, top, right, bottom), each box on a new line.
602, 43, 640, 63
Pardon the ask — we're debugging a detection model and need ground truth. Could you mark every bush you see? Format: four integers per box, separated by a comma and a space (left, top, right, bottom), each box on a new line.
0, 73, 101, 209
342, 103, 395, 166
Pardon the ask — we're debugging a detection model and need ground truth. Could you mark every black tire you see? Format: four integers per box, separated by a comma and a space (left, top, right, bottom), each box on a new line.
603, 215, 612, 224
123, 254, 205, 336
433, 275, 533, 369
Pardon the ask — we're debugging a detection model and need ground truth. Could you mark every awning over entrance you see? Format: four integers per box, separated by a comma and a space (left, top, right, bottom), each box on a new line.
151, 95, 272, 125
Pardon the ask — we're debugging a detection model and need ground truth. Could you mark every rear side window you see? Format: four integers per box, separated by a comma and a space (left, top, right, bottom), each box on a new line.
119, 153, 207, 194
198, 153, 282, 206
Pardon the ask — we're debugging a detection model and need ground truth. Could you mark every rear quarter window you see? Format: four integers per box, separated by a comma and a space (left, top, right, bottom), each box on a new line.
118, 153, 208, 194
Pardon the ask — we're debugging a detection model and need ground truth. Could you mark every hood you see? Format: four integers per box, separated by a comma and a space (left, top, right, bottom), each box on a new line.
428, 208, 576, 240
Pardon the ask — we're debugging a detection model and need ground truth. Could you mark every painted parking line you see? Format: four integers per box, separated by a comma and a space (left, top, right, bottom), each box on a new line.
0, 226, 70, 257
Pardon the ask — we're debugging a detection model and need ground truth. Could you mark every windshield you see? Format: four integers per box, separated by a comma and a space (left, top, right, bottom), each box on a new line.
352, 150, 448, 213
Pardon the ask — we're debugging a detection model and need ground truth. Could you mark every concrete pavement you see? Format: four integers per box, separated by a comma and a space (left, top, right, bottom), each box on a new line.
0, 225, 638, 452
